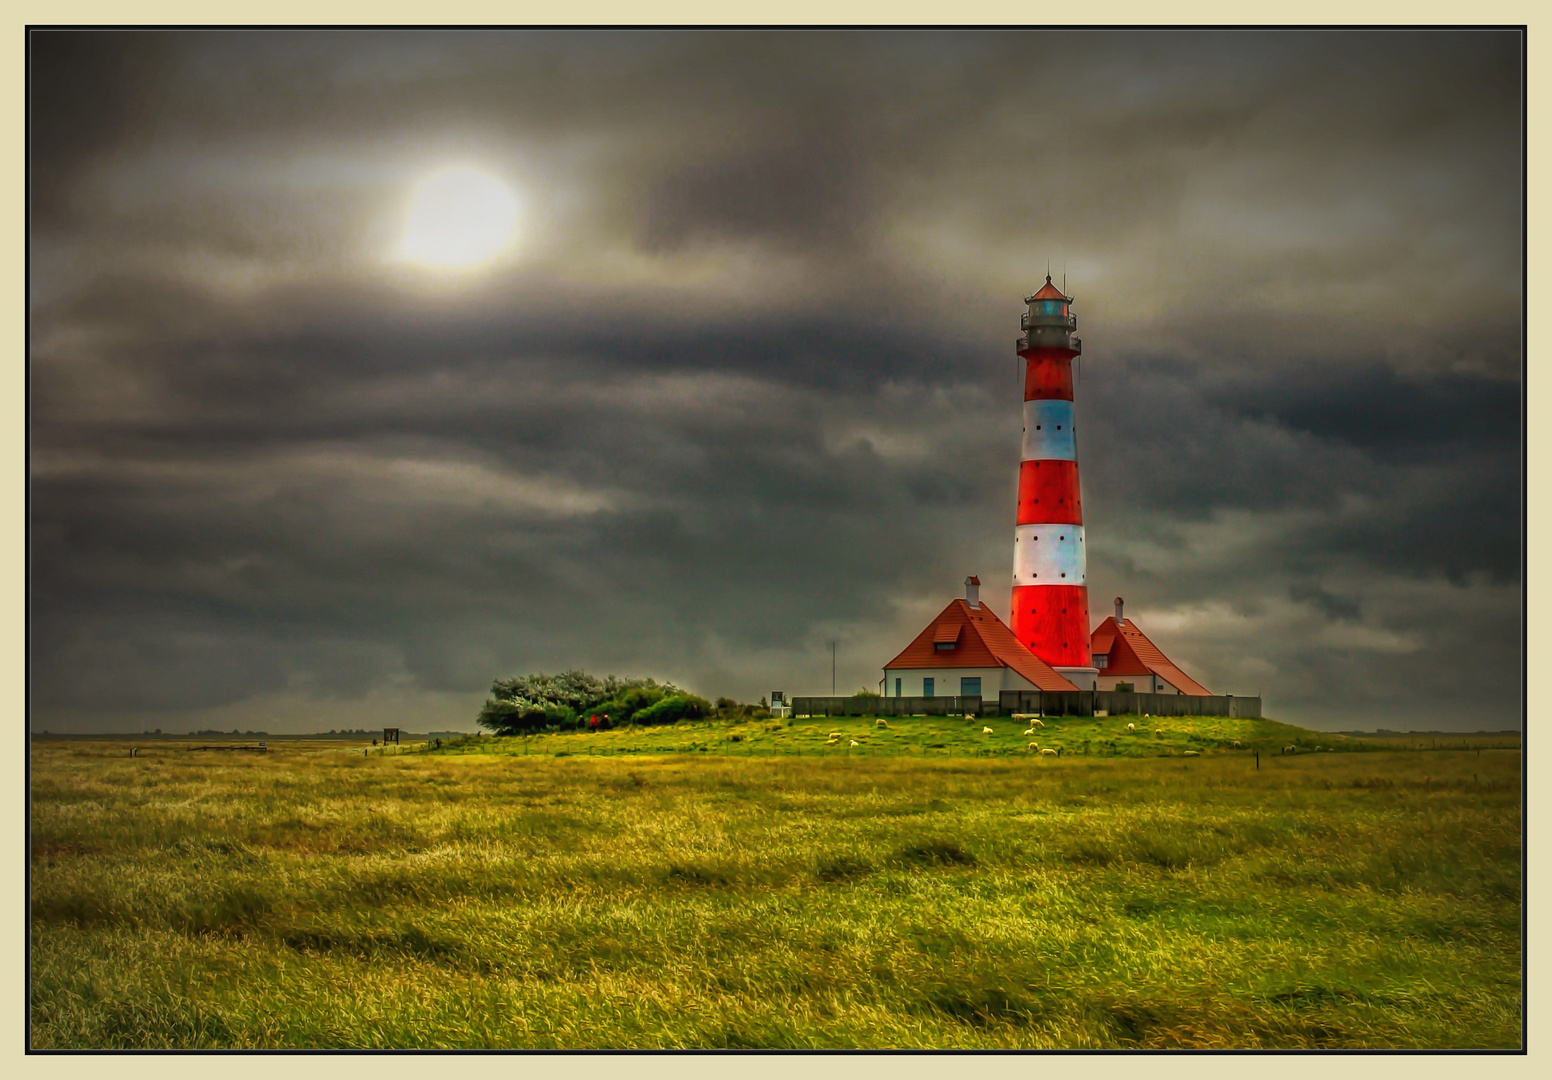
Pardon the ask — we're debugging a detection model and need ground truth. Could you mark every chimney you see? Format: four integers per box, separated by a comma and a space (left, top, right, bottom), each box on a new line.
965, 575, 981, 609
1114, 596, 1124, 623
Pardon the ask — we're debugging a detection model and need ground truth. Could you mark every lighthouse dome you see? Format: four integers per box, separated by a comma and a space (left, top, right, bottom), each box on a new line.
1025, 275, 1070, 304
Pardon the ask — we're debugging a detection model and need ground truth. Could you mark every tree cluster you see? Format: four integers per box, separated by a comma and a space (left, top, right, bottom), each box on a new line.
476, 670, 714, 735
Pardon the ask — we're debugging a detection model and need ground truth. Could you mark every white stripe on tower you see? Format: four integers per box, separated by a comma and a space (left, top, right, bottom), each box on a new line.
1021, 400, 1077, 461
1012, 525, 1086, 586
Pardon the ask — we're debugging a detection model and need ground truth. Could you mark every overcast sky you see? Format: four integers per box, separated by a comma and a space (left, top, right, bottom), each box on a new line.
29, 29, 1522, 734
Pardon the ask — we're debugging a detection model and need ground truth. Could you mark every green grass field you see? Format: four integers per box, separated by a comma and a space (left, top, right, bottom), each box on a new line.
30, 716, 1522, 1049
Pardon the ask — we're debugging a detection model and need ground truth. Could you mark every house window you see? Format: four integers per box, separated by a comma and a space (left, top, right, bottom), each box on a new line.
960, 677, 982, 697
934, 641, 956, 652
1095, 655, 1108, 669
895, 678, 902, 697
923, 678, 935, 697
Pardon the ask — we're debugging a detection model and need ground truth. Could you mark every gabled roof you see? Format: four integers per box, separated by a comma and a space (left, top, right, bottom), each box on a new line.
886, 599, 1079, 692
1027, 275, 1070, 303
1090, 616, 1212, 695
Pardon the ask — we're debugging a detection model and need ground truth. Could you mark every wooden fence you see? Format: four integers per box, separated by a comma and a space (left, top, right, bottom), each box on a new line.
790, 695, 985, 717
790, 692, 1260, 719
998, 690, 1261, 718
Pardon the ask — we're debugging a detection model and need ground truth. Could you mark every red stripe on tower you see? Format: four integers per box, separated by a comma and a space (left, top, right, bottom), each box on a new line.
1010, 276, 1098, 689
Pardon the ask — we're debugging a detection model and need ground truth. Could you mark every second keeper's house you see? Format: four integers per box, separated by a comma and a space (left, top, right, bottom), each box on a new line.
1089, 597, 1211, 695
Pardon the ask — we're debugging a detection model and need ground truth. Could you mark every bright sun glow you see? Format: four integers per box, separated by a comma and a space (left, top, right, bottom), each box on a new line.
397, 166, 520, 270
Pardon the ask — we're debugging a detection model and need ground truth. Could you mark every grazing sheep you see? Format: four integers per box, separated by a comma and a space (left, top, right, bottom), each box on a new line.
1027, 742, 1039, 750
1126, 723, 1136, 732
1182, 750, 1201, 757
1154, 730, 1164, 737
875, 719, 890, 728
1283, 745, 1296, 754
850, 740, 859, 747
1023, 728, 1035, 736
1031, 718, 1045, 728
964, 714, 977, 721
1232, 740, 1242, 749
1040, 748, 1059, 757
982, 726, 994, 735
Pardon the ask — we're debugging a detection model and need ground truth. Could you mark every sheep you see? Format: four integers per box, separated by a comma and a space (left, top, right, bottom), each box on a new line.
828, 731, 842, 738
1182, 750, 1201, 757
1027, 742, 1039, 751
1232, 740, 1242, 749
1040, 748, 1058, 757
982, 727, 994, 735
1125, 723, 1136, 732
1283, 745, 1296, 754
1030, 718, 1045, 728
1023, 728, 1035, 736
875, 719, 890, 728
850, 740, 859, 747
1154, 730, 1164, 737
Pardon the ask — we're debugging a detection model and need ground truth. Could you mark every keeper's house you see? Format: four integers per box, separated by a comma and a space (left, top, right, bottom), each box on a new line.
883, 577, 1080, 699
1090, 598, 1211, 695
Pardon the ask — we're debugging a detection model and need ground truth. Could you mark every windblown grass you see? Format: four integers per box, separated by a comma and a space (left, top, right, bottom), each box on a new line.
30, 733, 1521, 1048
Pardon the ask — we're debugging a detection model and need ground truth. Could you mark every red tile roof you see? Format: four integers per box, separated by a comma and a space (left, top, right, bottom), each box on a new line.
1027, 275, 1070, 302
1090, 616, 1212, 695
886, 599, 1079, 692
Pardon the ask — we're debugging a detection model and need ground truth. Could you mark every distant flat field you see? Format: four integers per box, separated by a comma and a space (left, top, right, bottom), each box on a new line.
29, 728, 1522, 1049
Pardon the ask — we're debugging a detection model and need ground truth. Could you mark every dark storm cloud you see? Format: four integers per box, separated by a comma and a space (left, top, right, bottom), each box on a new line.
28, 29, 1522, 733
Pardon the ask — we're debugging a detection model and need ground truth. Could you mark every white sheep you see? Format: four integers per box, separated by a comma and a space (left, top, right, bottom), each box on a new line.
875, 719, 890, 728
1027, 742, 1039, 751
1182, 750, 1200, 757
1023, 728, 1035, 736
1040, 748, 1058, 757
1030, 718, 1045, 728
1154, 729, 1164, 737
1283, 745, 1296, 754
828, 731, 842, 738
850, 740, 859, 747
1012, 713, 1035, 720
982, 726, 994, 735
1232, 740, 1242, 749
1126, 723, 1136, 732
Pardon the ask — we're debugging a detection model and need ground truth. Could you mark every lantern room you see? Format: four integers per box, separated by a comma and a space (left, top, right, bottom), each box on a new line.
1019, 276, 1082, 354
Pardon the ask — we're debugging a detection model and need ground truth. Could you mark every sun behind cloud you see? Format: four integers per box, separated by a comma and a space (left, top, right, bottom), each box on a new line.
396, 165, 520, 270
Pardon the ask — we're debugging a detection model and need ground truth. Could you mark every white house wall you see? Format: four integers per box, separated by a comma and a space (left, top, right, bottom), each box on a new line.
883, 667, 1036, 698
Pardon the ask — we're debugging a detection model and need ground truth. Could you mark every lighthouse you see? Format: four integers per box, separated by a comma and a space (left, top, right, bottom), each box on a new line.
1011, 276, 1099, 691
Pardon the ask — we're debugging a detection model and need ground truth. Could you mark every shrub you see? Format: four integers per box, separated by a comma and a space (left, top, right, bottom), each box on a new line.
476, 700, 575, 735
1115, 682, 1135, 693
594, 687, 671, 727
635, 693, 714, 726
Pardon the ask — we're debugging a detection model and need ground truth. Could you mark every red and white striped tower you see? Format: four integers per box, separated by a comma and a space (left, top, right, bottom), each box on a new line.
1010, 276, 1098, 690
